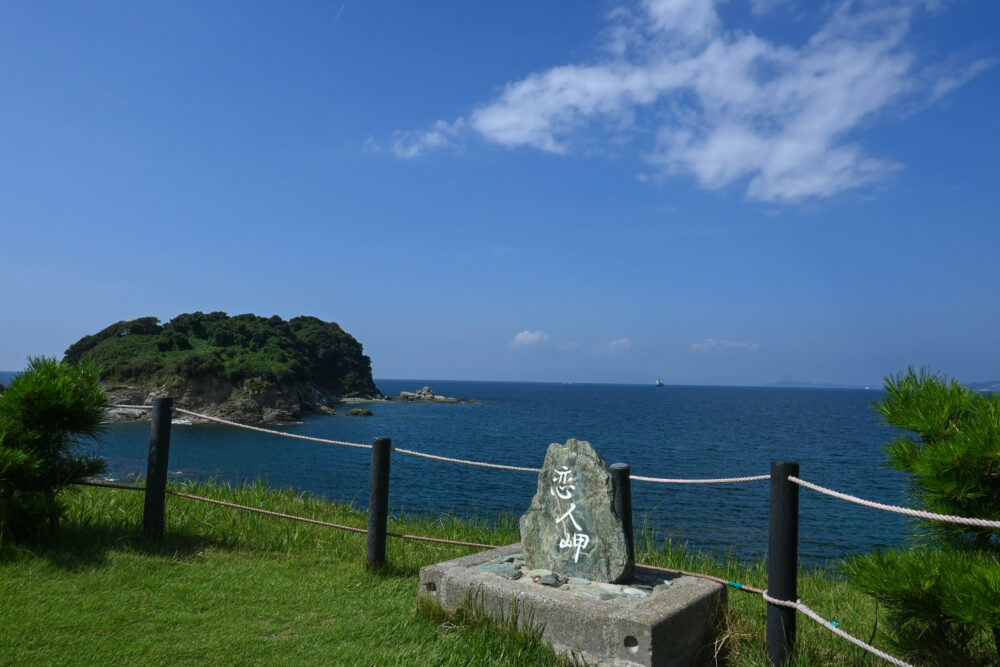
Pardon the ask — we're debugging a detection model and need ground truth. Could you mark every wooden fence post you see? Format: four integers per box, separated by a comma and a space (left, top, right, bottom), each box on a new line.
367, 436, 392, 569
767, 460, 800, 665
611, 463, 634, 565
143, 396, 173, 540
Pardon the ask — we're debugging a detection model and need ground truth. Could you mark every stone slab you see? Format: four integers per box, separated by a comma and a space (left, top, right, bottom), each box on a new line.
419, 544, 726, 667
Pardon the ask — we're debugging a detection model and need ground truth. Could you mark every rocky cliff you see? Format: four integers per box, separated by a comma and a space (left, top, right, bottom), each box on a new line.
103, 377, 349, 424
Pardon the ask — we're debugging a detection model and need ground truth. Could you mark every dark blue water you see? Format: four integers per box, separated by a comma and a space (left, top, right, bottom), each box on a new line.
77, 380, 908, 565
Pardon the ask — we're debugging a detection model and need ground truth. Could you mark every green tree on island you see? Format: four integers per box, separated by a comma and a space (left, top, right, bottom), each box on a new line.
844, 368, 1000, 665
0, 357, 107, 540
64, 312, 378, 396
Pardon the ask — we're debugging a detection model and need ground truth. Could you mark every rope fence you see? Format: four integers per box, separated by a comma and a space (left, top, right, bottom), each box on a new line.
630, 473, 770, 484
391, 447, 541, 473
78, 479, 499, 549
761, 591, 913, 667
790, 475, 1000, 529
173, 407, 373, 451
108, 404, 770, 482
78, 480, 146, 492
98, 398, 1000, 666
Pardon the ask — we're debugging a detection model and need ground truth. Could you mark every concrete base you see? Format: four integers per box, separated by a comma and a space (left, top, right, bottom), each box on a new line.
419, 544, 726, 667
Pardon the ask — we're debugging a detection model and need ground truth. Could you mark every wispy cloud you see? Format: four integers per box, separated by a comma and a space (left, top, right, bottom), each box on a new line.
690, 338, 760, 353
386, 1, 991, 202
926, 57, 998, 101
608, 337, 632, 353
511, 330, 550, 347
388, 120, 464, 159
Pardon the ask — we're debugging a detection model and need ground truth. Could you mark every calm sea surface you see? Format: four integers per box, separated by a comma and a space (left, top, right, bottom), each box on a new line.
0, 370, 910, 565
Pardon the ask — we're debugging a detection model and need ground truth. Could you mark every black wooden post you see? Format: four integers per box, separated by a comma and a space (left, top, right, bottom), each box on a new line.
767, 460, 800, 665
367, 436, 392, 569
611, 463, 634, 564
143, 396, 173, 540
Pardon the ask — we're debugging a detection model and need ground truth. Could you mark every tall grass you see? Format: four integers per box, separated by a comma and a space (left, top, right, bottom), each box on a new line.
1, 481, 903, 665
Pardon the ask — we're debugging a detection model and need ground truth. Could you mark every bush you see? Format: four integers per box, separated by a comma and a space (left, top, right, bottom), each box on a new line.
843, 368, 1000, 665
0, 357, 107, 539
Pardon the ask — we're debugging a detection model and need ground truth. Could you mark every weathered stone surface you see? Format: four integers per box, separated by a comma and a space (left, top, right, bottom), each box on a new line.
346, 408, 374, 416
101, 378, 370, 425
474, 553, 526, 580
475, 561, 522, 579
419, 543, 727, 667
520, 439, 634, 583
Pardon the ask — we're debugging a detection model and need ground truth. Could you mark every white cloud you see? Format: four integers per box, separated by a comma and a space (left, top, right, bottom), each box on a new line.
511, 330, 550, 347
387, 119, 464, 159
927, 57, 998, 101
690, 338, 760, 353
642, 0, 718, 44
608, 337, 632, 353
748, 0, 789, 16
387, 1, 990, 203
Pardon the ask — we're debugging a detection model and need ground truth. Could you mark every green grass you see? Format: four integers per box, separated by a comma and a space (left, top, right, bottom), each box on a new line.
1, 482, 898, 666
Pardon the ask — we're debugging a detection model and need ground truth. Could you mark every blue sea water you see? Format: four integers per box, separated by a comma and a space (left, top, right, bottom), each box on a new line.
72, 378, 910, 565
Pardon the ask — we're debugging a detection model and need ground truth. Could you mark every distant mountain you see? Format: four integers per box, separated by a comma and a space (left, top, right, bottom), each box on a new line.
769, 379, 1000, 392
767, 380, 862, 389
969, 380, 1000, 393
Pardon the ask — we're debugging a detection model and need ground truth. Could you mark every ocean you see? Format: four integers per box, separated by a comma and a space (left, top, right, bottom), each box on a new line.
52, 378, 909, 566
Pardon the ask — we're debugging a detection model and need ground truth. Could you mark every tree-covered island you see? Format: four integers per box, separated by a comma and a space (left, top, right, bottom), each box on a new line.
64, 312, 381, 424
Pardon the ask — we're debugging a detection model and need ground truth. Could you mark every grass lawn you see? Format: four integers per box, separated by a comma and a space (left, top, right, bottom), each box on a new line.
1, 481, 895, 666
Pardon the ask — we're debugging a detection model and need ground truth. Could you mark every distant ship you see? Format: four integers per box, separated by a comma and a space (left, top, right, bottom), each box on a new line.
655, 378, 664, 387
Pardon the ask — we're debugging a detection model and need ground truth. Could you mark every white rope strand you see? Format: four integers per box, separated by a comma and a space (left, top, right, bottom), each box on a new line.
790, 476, 1000, 529
630, 473, 770, 484
761, 591, 912, 667
391, 447, 541, 473
172, 408, 372, 450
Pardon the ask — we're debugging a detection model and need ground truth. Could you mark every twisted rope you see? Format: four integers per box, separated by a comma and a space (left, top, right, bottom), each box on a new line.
630, 473, 770, 485
165, 490, 496, 548
762, 590, 912, 667
638, 563, 765, 595
107, 404, 154, 410
391, 447, 541, 473
78, 480, 147, 491
790, 476, 1000, 529
172, 408, 372, 450
385, 531, 497, 549
166, 490, 369, 532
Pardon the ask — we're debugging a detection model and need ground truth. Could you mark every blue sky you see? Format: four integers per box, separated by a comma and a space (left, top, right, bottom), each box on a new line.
1, 0, 997, 386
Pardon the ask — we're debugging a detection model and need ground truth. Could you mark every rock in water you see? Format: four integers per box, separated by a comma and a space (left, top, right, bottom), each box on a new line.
519, 439, 633, 583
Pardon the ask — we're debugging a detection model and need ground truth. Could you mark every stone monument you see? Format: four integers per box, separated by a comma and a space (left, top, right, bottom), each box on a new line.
520, 438, 634, 583
418, 437, 727, 666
